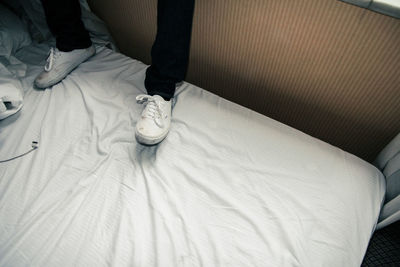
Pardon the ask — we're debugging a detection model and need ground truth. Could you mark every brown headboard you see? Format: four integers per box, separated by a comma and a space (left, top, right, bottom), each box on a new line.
88, 0, 400, 162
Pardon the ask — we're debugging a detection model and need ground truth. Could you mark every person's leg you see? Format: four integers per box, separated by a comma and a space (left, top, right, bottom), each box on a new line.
35, 0, 95, 89
136, 0, 195, 145
145, 0, 195, 100
40, 0, 92, 51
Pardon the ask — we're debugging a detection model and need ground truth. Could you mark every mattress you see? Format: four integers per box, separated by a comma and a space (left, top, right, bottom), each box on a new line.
0, 42, 385, 266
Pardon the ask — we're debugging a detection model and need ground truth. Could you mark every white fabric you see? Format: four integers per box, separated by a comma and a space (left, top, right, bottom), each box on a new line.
0, 3, 28, 120
0, 72, 23, 120
0, 55, 25, 120
375, 133, 400, 229
0, 42, 386, 266
0, 3, 31, 58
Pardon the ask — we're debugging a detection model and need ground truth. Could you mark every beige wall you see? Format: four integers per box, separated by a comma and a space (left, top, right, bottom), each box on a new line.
88, 0, 400, 162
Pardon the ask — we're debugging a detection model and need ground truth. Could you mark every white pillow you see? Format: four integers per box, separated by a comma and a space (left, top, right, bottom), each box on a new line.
0, 4, 28, 120
0, 3, 32, 58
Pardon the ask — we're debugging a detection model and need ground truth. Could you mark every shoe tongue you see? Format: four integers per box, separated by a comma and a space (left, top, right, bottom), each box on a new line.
51, 48, 59, 55
152, 95, 167, 102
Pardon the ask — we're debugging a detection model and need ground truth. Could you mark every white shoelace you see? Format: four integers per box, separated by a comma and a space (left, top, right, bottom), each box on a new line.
44, 47, 60, 72
136, 94, 166, 128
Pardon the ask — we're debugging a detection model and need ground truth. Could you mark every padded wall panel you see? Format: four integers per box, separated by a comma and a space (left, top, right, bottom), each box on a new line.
88, 0, 400, 161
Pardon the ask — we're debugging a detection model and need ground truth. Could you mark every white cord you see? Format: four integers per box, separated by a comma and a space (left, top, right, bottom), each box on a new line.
0, 141, 39, 163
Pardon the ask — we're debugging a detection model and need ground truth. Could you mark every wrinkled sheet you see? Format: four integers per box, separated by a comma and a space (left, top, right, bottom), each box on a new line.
0, 43, 385, 266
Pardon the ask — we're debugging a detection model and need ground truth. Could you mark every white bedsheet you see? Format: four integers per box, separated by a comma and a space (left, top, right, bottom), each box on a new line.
0, 43, 385, 267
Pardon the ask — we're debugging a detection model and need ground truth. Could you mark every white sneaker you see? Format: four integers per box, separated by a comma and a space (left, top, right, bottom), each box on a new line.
34, 45, 95, 88
135, 94, 172, 145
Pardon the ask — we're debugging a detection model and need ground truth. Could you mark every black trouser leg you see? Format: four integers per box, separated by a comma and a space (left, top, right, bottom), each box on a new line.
41, 0, 92, 52
145, 0, 195, 100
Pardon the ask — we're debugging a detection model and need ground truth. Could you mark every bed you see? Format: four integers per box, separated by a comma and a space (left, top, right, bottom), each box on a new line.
0, 1, 387, 266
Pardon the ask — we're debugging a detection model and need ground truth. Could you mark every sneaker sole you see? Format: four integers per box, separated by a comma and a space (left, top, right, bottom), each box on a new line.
135, 129, 169, 146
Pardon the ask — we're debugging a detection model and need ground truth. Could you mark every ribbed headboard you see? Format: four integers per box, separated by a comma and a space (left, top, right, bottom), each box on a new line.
88, 0, 400, 162
375, 133, 400, 229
